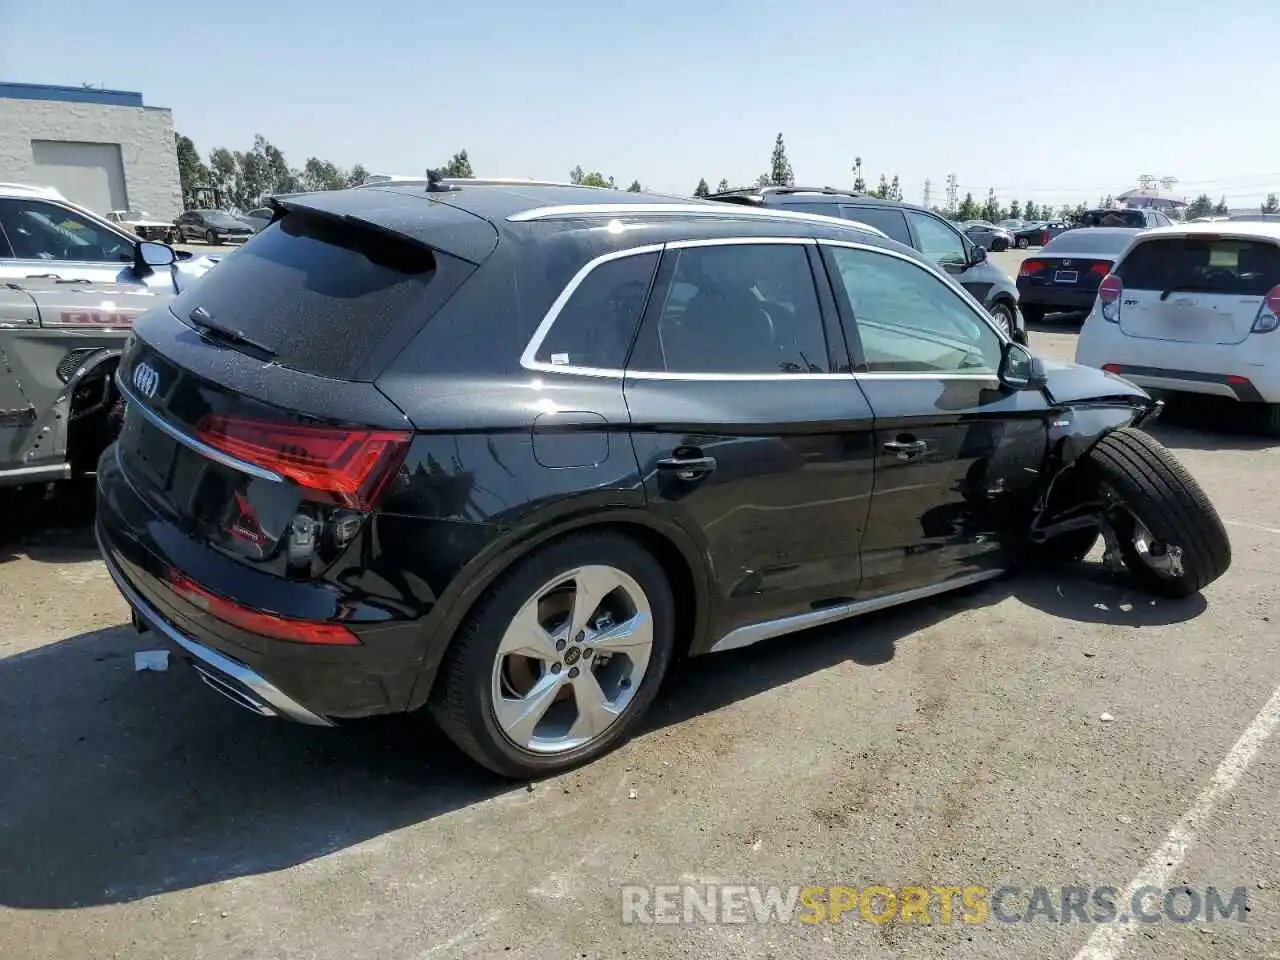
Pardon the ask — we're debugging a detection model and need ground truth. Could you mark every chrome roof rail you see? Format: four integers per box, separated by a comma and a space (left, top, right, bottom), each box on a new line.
505, 203, 890, 239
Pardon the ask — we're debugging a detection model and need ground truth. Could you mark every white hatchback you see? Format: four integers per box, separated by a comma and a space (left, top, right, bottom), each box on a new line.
1076, 221, 1280, 433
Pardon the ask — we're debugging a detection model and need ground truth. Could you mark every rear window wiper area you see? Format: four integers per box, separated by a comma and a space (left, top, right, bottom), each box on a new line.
1159, 283, 1227, 301
186, 305, 277, 361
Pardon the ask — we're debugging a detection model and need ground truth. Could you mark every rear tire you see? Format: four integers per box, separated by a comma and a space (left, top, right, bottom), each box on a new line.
1264, 403, 1280, 437
1086, 428, 1231, 598
989, 301, 1015, 337
1016, 237, 1030, 249
205, 228, 219, 245
430, 531, 676, 779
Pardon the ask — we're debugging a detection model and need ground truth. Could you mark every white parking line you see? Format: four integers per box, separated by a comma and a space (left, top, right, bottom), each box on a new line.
1225, 519, 1280, 536
1072, 683, 1280, 960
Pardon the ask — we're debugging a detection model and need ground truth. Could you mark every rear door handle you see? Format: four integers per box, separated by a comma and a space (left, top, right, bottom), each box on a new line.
656, 455, 717, 480
883, 438, 929, 460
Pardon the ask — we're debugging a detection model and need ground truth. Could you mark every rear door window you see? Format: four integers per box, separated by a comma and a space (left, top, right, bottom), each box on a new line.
837, 206, 912, 245
165, 211, 477, 380
1116, 237, 1280, 296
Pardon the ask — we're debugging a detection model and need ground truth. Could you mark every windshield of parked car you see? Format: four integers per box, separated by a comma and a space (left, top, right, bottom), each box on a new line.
202, 211, 246, 227
121, 210, 149, 220
1077, 209, 1145, 228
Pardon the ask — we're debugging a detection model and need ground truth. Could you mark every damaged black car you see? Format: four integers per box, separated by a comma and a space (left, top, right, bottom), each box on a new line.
95, 180, 1231, 779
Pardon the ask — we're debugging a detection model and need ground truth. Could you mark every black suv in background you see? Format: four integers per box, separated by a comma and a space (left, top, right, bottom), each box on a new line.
97, 181, 1230, 778
707, 187, 1027, 342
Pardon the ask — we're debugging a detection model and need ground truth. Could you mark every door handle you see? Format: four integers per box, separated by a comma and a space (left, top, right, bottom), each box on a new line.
882, 438, 929, 460
656, 455, 717, 480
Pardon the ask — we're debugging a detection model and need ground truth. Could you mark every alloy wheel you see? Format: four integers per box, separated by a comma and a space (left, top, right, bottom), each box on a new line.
490, 565, 653, 754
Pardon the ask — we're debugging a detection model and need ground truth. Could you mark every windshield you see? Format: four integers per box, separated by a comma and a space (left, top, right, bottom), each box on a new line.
204, 211, 246, 227
1078, 209, 1145, 228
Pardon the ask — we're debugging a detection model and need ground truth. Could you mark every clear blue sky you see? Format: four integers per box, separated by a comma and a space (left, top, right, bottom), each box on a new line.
4, 0, 1278, 209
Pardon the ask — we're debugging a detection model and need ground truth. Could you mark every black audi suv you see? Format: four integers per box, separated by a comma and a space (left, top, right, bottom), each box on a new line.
98, 178, 1218, 779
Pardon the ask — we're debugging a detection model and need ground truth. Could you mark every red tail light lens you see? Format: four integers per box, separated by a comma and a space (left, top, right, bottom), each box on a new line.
196, 416, 411, 510
167, 568, 359, 645
1252, 286, 1280, 334
1098, 274, 1123, 323
1090, 261, 1113, 276
1019, 260, 1046, 277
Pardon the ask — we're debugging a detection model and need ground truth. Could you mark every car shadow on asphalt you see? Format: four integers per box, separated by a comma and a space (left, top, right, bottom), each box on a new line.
0, 478, 100, 565
0, 559, 1209, 913
1148, 396, 1277, 451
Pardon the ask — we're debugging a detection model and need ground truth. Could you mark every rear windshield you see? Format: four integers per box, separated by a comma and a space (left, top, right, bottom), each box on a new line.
1042, 230, 1136, 256
1077, 209, 1145, 228
165, 212, 474, 380
1116, 237, 1280, 296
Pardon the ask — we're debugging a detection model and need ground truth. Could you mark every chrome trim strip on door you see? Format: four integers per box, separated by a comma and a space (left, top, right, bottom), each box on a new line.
708, 569, 1006, 653
114, 371, 284, 483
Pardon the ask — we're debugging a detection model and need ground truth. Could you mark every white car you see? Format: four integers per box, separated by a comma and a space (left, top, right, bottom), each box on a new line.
0, 183, 218, 293
106, 208, 176, 242
1076, 221, 1280, 434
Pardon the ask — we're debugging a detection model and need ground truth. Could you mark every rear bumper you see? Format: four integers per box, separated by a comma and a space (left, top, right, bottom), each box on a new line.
1017, 284, 1099, 311
95, 445, 432, 720
1076, 319, 1280, 403
99, 534, 333, 726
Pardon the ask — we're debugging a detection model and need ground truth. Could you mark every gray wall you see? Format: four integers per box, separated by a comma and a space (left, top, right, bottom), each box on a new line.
0, 97, 182, 220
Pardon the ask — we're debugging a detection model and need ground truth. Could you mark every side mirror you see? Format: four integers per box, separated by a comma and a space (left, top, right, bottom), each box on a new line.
999, 341, 1048, 391
969, 243, 988, 265
138, 240, 176, 267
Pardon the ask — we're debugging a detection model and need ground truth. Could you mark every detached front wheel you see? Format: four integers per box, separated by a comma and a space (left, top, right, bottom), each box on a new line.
1087, 427, 1231, 598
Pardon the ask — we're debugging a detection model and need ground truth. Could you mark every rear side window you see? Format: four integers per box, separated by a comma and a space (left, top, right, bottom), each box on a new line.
838, 206, 912, 245
534, 251, 658, 369
1116, 238, 1280, 296
166, 212, 475, 380
638, 243, 831, 375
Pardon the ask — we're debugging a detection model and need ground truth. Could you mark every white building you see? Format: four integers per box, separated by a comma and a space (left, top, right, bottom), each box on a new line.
0, 81, 182, 220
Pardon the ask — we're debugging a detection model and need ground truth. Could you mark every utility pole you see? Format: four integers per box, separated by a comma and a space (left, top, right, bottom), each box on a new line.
945, 173, 959, 214
923, 178, 932, 209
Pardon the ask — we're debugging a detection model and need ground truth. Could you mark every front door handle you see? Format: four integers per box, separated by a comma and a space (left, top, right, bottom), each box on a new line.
883, 438, 928, 460
656, 455, 717, 480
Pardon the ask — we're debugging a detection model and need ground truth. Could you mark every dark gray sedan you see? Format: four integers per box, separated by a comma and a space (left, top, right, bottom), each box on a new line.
961, 220, 1012, 252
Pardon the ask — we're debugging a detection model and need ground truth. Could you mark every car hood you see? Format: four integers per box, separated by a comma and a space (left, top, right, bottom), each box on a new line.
1040, 356, 1150, 405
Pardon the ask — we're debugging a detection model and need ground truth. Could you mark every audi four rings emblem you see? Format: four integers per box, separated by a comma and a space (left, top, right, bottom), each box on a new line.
132, 362, 160, 399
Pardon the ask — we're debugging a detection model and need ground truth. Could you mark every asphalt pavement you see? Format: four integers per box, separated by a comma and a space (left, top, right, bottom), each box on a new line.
2, 248, 1279, 960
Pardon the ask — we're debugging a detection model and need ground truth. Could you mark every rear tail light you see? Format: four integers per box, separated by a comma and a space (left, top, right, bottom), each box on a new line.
1039, 231, 1048, 245
1019, 260, 1046, 277
1089, 261, 1113, 276
1098, 274, 1123, 322
196, 415, 411, 510
167, 568, 359, 645
1251, 286, 1280, 334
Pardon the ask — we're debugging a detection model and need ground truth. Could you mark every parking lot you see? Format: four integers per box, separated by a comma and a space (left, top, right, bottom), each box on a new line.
2, 247, 1279, 960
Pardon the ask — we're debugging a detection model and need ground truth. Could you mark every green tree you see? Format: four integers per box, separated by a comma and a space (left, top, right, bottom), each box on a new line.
769, 133, 794, 186
1023, 200, 1038, 221
957, 192, 978, 221
755, 173, 772, 188
1214, 196, 1230, 216
1263, 194, 1279, 214
871, 174, 890, 199
981, 188, 1000, 223
1008, 199, 1022, 220
207, 147, 238, 208
441, 150, 474, 178
569, 165, 585, 185
1186, 194, 1213, 219
694, 178, 710, 197
888, 174, 903, 201
627, 180, 642, 192
852, 157, 866, 193
1099, 194, 1116, 209
716, 178, 729, 193
347, 164, 369, 187
175, 133, 210, 208
300, 157, 346, 192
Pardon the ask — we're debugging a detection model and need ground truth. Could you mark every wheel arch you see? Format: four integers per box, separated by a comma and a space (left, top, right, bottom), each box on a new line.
405, 506, 713, 712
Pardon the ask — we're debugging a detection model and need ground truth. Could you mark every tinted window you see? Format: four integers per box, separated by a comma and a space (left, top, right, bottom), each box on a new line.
839, 206, 912, 245
1078, 209, 1145, 228
826, 246, 1002, 374
0, 199, 134, 264
643, 243, 830, 374
906, 212, 967, 267
535, 251, 657, 369
166, 211, 475, 380
1116, 237, 1280, 296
